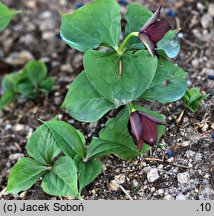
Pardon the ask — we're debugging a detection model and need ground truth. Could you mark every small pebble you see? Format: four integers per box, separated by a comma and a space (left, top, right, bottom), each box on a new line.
208, 4, 214, 17
6, 50, 34, 66
181, 141, 190, 147
194, 153, 202, 162
147, 168, 160, 183
208, 75, 214, 80
118, 0, 128, 6
201, 14, 213, 29
166, 9, 177, 17
109, 180, 120, 191
163, 194, 174, 200
76, 3, 84, 9
115, 174, 126, 184
177, 172, 190, 184
150, 187, 156, 192
202, 123, 209, 132
167, 157, 174, 163
167, 150, 173, 157
14, 124, 25, 132
176, 194, 188, 200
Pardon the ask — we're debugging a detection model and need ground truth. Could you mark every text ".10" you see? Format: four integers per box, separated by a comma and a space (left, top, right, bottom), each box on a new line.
199, 203, 212, 212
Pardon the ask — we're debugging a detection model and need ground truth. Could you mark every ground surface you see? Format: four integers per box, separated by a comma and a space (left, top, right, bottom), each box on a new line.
0, 0, 213, 200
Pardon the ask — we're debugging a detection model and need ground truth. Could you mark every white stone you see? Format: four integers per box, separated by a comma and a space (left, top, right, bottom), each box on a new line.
177, 172, 190, 184
176, 194, 188, 200
147, 168, 160, 183
201, 14, 213, 29
202, 123, 209, 132
163, 194, 174, 200
115, 174, 126, 184
109, 180, 119, 191
194, 153, 202, 161
14, 124, 25, 132
181, 141, 190, 147
6, 50, 33, 66
208, 4, 214, 17
158, 189, 164, 195
167, 157, 174, 163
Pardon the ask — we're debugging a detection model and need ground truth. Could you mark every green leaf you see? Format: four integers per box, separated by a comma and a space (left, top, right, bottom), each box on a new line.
125, 3, 152, 35
0, 90, 17, 110
84, 50, 158, 107
16, 81, 37, 99
43, 120, 85, 158
157, 30, 180, 58
86, 107, 140, 160
60, 0, 121, 52
39, 77, 54, 93
62, 71, 115, 122
26, 123, 62, 165
7, 158, 47, 194
75, 155, 102, 191
41, 156, 79, 197
133, 105, 165, 154
142, 57, 187, 103
2, 72, 22, 93
182, 88, 208, 112
23, 60, 47, 88
125, 3, 152, 49
0, 2, 20, 32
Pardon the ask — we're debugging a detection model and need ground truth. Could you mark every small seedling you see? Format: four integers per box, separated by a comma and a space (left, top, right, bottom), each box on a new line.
182, 87, 208, 112
0, 60, 54, 110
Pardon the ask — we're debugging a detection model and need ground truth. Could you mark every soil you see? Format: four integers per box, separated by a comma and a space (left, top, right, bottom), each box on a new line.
0, 0, 213, 200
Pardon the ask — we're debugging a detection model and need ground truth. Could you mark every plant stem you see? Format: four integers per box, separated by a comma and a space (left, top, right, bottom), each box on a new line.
128, 102, 136, 113
117, 32, 139, 56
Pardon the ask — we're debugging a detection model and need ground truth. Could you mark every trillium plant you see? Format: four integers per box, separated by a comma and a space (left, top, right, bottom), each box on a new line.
7, 0, 203, 199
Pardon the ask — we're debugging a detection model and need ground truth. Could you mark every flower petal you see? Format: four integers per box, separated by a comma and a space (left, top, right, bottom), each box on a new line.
140, 7, 161, 32
129, 111, 143, 141
138, 112, 166, 125
139, 33, 155, 56
145, 21, 170, 43
141, 116, 158, 146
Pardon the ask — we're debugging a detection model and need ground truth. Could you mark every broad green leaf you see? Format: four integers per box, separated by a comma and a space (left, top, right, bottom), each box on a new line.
86, 107, 140, 160
157, 30, 180, 58
44, 120, 85, 158
84, 50, 158, 107
142, 57, 187, 103
62, 71, 115, 122
41, 156, 79, 197
0, 90, 17, 110
23, 60, 47, 87
2, 72, 22, 92
125, 3, 152, 35
0, 3, 20, 32
86, 138, 139, 161
60, 0, 121, 52
7, 158, 47, 194
39, 77, 54, 93
74, 155, 102, 191
133, 105, 165, 154
26, 123, 62, 165
125, 3, 152, 49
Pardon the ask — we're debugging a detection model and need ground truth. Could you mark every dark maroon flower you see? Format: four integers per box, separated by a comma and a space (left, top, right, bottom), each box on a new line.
139, 7, 170, 56
129, 111, 166, 150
